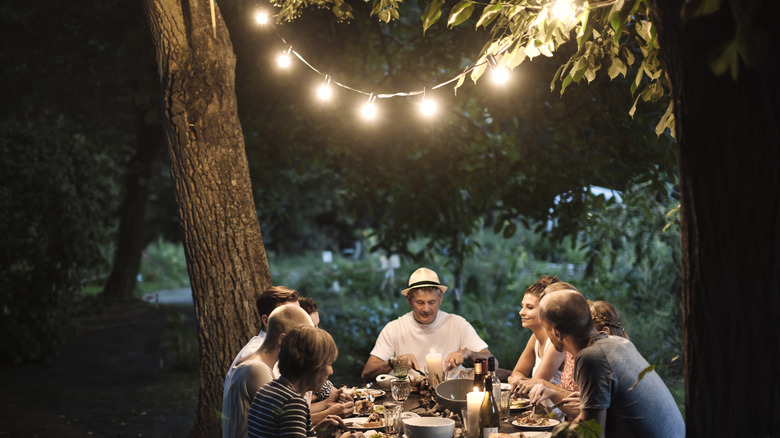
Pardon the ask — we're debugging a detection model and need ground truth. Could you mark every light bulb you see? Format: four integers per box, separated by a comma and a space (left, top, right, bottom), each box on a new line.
492, 67, 509, 84
317, 84, 332, 100
254, 10, 269, 25
277, 52, 291, 68
362, 102, 377, 119
552, 0, 574, 22
420, 99, 436, 116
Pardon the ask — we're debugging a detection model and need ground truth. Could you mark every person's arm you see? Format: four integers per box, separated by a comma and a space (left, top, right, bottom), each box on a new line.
527, 382, 580, 418
443, 348, 493, 370
361, 355, 391, 382
532, 340, 567, 381
576, 408, 607, 438
508, 336, 537, 389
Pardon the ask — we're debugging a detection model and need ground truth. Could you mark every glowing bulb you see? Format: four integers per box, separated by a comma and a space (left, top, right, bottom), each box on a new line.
254, 10, 269, 25
317, 84, 332, 100
362, 102, 377, 119
552, 0, 574, 22
420, 99, 436, 116
277, 52, 291, 68
492, 67, 509, 84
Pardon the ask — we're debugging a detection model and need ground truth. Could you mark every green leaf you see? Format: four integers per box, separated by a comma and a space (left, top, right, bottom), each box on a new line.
689, 0, 721, 18
628, 365, 656, 391
448, 0, 475, 28
607, 57, 626, 79
378, 9, 391, 22
503, 222, 517, 238
560, 74, 573, 95
708, 38, 740, 79
475, 3, 502, 29
422, 0, 445, 34
636, 20, 653, 43
654, 101, 675, 138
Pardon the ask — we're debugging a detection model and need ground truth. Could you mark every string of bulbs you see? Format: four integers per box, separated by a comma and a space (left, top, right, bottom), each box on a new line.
253, 0, 577, 119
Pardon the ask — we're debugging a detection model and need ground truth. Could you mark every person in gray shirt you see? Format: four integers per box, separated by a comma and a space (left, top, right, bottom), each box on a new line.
538, 289, 684, 438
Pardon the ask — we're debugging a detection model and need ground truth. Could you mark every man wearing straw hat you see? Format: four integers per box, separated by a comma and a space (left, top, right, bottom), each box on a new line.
361, 267, 493, 382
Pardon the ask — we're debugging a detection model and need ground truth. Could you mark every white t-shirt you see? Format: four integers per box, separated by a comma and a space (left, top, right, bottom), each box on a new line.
225, 331, 266, 386
532, 338, 562, 385
369, 310, 488, 379
222, 358, 274, 438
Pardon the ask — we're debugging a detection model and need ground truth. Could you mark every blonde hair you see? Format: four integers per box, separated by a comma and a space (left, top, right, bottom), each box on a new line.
263, 304, 313, 350
278, 326, 338, 380
589, 300, 628, 339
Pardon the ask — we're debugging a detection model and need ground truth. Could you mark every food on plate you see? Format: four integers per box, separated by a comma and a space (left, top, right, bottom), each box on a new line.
355, 399, 374, 415
488, 433, 525, 438
515, 411, 552, 426
510, 398, 532, 409
360, 412, 384, 428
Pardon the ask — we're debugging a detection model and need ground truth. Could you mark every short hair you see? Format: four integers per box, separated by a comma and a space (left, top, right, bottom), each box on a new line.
540, 281, 580, 300
298, 297, 319, 315
406, 286, 443, 302
589, 300, 628, 339
278, 326, 338, 380
263, 304, 314, 350
256, 286, 299, 331
539, 290, 593, 340
524, 275, 560, 299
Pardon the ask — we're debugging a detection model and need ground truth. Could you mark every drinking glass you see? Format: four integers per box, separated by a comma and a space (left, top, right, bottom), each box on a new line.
383, 401, 403, 435
499, 390, 511, 422
391, 378, 411, 404
390, 355, 409, 379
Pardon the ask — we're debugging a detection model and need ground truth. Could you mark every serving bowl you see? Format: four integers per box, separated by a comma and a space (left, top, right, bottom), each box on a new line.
403, 416, 455, 438
434, 378, 474, 412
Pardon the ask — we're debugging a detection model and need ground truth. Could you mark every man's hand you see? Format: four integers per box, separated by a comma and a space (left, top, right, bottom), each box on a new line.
398, 353, 420, 373
444, 350, 468, 370
326, 400, 355, 417
528, 382, 556, 404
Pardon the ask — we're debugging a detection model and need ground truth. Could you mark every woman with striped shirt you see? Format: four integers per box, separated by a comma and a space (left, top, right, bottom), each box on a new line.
247, 326, 362, 438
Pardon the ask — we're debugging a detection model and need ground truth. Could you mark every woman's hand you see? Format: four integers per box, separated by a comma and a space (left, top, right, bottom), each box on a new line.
326, 400, 355, 417
314, 414, 348, 438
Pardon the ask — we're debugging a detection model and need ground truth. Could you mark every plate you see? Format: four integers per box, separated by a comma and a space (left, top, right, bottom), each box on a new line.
344, 416, 385, 430
500, 383, 513, 391
356, 388, 386, 398
489, 433, 551, 438
400, 412, 420, 420
511, 418, 560, 431
510, 398, 532, 412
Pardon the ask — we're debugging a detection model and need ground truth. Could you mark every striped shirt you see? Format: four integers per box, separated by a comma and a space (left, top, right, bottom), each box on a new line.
247, 377, 313, 438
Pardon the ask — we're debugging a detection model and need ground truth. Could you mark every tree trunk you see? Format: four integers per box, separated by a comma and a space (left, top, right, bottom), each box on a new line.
102, 104, 163, 302
142, 1, 272, 436
652, 1, 780, 436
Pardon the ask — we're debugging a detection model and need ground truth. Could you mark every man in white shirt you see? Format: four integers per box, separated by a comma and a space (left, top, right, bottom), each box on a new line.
361, 267, 494, 382
225, 286, 300, 386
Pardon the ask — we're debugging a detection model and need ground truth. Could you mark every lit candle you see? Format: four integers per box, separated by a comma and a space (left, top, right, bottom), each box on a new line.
425, 352, 444, 386
466, 388, 483, 438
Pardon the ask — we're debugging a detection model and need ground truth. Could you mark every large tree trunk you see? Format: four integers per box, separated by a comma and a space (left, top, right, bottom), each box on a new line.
652, 1, 780, 436
102, 104, 163, 302
142, 1, 272, 436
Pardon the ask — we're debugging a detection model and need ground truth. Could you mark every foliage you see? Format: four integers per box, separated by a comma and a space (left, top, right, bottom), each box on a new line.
551, 419, 602, 438
137, 238, 191, 294
0, 118, 122, 364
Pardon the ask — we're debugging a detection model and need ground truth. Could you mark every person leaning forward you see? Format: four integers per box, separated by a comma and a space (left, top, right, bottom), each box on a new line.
361, 267, 494, 382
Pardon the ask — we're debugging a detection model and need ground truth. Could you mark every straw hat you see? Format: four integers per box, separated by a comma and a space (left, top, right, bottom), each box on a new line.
401, 267, 448, 296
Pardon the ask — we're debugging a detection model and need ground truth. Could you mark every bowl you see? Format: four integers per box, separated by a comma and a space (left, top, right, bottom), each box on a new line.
375, 374, 394, 390
403, 416, 455, 438
434, 378, 474, 412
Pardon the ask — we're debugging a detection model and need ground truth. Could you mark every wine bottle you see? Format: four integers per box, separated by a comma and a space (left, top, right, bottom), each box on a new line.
486, 356, 501, 410
473, 358, 484, 392
478, 372, 500, 437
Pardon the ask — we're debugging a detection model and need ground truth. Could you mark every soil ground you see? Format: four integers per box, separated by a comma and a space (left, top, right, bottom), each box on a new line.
0, 299, 199, 438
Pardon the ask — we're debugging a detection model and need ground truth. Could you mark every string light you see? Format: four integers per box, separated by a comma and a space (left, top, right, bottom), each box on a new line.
487, 55, 510, 85
254, 9, 269, 25
277, 47, 292, 68
317, 76, 333, 100
551, 0, 575, 23
362, 94, 378, 119
420, 90, 436, 116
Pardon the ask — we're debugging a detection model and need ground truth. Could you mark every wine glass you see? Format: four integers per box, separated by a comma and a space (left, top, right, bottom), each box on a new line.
391, 378, 411, 405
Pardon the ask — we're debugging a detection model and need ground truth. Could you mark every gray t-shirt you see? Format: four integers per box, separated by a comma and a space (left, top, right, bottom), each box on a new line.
575, 334, 685, 438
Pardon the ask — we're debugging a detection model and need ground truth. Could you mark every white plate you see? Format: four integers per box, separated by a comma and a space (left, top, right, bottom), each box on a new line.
356, 388, 386, 398
511, 418, 560, 431
344, 416, 385, 430
493, 432, 552, 438
400, 412, 420, 420
509, 398, 532, 411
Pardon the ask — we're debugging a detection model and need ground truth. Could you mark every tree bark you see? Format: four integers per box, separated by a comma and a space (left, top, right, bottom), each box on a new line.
102, 104, 163, 302
652, 1, 780, 436
142, 1, 272, 436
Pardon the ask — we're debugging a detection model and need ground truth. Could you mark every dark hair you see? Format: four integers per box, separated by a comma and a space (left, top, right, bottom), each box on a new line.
256, 286, 299, 331
524, 275, 560, 299
278, 326, 338, 380
298, 297, 319, 315
406, 286, 443, 302
539, 291, 593, 341
589, 300, 628, 339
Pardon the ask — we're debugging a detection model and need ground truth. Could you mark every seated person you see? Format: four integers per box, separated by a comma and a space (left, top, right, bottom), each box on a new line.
222, 304, 313, 438
247, 326, 361, 438
225, 286, 300, 386
508, 275, 567, 392
534, 289, 684, 437
361, 267, 493, 382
